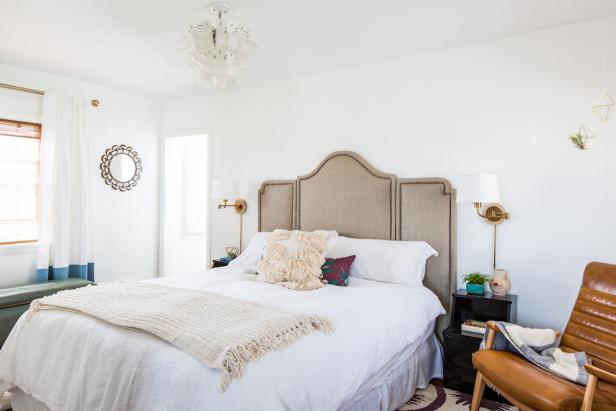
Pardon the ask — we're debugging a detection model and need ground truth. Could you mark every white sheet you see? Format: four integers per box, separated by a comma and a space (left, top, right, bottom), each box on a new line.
0, 267, 444, 411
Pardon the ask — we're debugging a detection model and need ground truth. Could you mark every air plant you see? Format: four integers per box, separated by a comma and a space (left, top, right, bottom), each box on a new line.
569, 125, 595, 151
569, 131, 588, 150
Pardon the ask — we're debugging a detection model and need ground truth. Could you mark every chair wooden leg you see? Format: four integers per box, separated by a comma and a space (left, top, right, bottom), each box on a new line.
471, 372, 486, 411
581, 373, 598, 411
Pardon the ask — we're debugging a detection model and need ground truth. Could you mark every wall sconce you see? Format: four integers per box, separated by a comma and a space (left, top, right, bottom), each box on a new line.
457, 174, 510, 272
211, 179, 247, 251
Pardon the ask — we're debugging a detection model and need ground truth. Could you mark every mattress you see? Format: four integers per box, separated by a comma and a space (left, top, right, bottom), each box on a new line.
0, 267, 445, 410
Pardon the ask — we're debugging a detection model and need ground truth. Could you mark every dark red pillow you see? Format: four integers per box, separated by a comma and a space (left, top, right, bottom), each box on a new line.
320, 255, 355, 286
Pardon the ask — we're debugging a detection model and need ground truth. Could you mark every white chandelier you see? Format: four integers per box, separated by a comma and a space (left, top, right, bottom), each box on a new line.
186, 3, 256, 90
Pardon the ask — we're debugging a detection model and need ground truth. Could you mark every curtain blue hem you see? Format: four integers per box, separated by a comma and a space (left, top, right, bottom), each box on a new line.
36, 263, 95, 282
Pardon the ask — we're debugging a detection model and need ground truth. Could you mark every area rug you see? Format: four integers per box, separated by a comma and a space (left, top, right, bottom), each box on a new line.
398, 380, 516, 411
0, 392, 10, 411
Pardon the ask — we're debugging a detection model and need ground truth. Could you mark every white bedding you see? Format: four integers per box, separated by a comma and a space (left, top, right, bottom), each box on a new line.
0, 267, 444, 411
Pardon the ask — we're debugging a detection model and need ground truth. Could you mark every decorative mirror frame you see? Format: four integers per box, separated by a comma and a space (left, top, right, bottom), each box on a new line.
100, 144, 142, 191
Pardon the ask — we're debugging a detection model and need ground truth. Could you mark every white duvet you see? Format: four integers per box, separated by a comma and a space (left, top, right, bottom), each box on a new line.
0, 267, 444, 411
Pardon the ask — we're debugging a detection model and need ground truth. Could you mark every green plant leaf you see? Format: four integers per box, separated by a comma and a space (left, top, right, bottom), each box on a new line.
462, 272, 492, 285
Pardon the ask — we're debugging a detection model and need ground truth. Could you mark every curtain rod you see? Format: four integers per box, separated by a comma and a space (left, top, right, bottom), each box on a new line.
0, 82, 100, 107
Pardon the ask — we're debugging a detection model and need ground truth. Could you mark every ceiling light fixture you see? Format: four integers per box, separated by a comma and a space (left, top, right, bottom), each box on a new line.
186, 2, 256, 90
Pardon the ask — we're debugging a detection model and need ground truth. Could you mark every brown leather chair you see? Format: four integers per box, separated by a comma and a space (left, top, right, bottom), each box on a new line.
471, 262, 616, 411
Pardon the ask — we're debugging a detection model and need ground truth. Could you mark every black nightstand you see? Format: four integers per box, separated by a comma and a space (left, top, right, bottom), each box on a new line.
211, 259, 230, 268
443, 289, 517, 399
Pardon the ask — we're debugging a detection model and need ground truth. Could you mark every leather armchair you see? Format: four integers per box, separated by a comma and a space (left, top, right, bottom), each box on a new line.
470, 262, 616, 411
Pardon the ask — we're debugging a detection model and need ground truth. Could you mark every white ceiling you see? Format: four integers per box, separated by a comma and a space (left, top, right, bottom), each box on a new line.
1, 0, 614, 97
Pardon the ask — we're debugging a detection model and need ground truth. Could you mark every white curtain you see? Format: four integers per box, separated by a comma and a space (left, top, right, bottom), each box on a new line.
36, 93, 94, 282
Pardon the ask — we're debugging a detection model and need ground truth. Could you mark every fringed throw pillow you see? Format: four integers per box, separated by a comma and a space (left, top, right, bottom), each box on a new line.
257, 229, 329, 291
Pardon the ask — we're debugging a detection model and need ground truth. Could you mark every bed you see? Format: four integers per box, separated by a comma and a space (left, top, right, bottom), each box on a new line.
0, 151, 457, 411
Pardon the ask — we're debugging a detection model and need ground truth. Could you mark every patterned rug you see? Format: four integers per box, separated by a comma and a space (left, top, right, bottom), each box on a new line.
0, 392, 10, 411
398, 380, 516, 411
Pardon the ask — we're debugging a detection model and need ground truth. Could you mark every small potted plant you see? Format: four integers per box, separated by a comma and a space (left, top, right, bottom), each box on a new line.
462, 272, 492, 295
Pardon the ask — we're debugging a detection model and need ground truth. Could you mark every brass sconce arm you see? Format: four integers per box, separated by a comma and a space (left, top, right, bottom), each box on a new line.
473, 202, 510, 225
472, 202, 510, 272
218, 199, 231, 209
216, 198, 248, 251
217, 199, 247, 214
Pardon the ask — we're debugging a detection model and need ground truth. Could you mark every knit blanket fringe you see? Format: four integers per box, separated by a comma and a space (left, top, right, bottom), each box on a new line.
27, 282, 334, 392
215, 316, 333, 391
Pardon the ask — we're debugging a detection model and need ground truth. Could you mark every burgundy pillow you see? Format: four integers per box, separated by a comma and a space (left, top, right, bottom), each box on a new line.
320, 255, 355, 286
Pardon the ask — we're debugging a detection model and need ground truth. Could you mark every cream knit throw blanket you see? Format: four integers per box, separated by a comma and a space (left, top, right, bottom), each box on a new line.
28, 282, 334, 392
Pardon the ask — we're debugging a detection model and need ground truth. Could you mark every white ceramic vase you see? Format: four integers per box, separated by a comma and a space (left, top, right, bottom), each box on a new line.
490, 269, 511, 296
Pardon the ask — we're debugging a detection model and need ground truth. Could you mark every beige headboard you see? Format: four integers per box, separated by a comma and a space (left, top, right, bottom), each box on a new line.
258, 151, 456, 337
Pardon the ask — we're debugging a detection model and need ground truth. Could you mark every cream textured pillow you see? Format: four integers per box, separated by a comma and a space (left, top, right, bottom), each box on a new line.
257, 229, 329, 291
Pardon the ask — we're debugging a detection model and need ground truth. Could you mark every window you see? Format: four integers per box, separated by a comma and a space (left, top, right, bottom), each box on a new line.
0, 119, 41, 245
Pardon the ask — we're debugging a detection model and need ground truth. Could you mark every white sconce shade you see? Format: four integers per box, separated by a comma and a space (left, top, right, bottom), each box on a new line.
211, 179, 238, 200
456, 174, 501, 203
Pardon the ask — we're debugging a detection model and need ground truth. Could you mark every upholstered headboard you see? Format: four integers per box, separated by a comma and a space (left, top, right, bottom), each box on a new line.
258, 151, 456, 337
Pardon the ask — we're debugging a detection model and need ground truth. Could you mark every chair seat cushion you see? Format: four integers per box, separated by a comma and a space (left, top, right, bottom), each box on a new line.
473, 350, 616, 411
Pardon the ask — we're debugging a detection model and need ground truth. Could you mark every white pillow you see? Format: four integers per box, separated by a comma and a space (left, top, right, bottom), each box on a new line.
325, 236, 438, 286
228, 232, 271, 273
229, 230, 339, 273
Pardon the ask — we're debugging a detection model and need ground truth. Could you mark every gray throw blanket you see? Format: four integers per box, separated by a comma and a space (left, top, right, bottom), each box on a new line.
482, 321, 590, 385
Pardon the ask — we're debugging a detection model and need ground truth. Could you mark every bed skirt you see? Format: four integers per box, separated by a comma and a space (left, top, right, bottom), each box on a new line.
340, 333, 443, 411
9, 333, 441, 411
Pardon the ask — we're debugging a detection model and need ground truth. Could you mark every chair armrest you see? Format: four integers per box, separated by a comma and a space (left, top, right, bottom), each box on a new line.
486, 321, 500, 332
585, 364, 616, 386
484, 321, 500, 349
581, 364, 616, 411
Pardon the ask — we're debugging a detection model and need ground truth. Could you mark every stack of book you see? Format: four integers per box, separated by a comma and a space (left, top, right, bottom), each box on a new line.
461, 319, 487, 336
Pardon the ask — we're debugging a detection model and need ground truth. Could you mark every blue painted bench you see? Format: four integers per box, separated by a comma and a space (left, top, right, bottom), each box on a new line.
0, 278, 93, 348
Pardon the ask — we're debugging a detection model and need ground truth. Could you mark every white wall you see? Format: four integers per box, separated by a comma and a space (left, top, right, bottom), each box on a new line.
163, 17, 616, 330
0, 63, 160, 286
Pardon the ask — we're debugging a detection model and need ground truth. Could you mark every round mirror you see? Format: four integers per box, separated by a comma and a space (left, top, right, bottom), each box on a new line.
100, 145, 142, 191
109, 154, 136, 182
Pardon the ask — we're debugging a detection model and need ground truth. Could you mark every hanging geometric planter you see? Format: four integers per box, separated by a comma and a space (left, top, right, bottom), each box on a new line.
592, 90, 615, 122
569, 125, 596, 150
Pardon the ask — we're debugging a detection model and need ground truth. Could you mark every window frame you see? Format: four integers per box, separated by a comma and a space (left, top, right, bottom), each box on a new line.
0, 118, 42, 246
